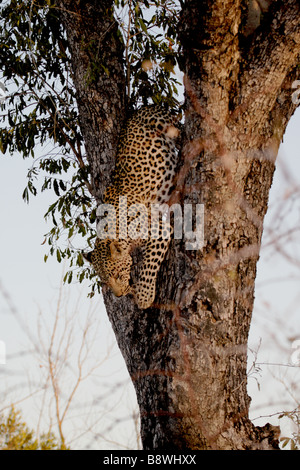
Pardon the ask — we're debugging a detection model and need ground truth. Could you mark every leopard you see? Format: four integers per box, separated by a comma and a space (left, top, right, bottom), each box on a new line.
84, 105, 181, 309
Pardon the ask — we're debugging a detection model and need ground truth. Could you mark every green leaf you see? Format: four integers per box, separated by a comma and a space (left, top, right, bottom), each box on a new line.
22, 187, 29, 203
280, 437, 290, 448
53, 179, 60, 196
139, 18, 148, 34
56, 249, 61, 263
77, 252, 84, 267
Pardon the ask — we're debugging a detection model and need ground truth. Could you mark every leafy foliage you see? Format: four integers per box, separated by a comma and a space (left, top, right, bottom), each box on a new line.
0, 0, 181, 291
115, 0, 182, 108
279, 408, 300, 450
0, 406, 65, 450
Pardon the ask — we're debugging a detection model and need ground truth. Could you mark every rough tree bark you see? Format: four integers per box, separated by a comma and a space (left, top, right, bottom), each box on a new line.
57, 0, 300, 450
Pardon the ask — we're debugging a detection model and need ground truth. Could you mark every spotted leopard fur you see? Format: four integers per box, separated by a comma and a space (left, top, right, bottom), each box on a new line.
84, 105, 180, 309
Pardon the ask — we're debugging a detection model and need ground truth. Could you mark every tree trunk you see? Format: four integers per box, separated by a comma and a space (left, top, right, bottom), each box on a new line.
58, 0, 300, 450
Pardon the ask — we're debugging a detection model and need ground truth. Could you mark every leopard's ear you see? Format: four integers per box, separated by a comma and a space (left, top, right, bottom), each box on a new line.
110, 241, 124, 260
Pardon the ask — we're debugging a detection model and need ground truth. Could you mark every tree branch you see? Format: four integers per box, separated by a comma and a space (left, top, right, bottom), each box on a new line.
179, 0, 242, 123
231, 0, 300, 147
